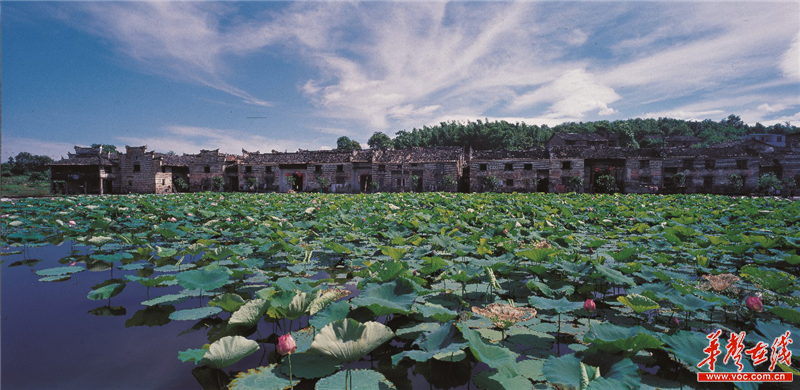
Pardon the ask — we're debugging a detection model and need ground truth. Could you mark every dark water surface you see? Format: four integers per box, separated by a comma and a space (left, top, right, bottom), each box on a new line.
2, 243, 209, 390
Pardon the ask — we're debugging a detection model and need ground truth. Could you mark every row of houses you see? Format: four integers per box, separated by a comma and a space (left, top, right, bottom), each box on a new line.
48, 133, 800, 196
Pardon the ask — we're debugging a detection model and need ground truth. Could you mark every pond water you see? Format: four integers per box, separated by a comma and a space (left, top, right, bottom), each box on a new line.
1, 243, 493, 390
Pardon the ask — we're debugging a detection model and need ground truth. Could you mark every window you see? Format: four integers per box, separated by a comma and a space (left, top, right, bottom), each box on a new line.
777, 136, 783, 142
315, 165, 321, 172
245, 166, 252, 173
128, 181, 132, 186
682, 159, 694, 169
537, 169, 549, 178
705, 160, 715, 169
266, 166, 272, 173
162, 179, 165, 185
639, 160, 650, 169
665, 167, 678, 175
737, 160, 748, 169
562, 161, 572, 169
506, 179, 514, 187
504, 163, 513, 171
204, 166, 211, 173
479, 164, 488, 171
378, 165, 386, 172
524, 164, 533, 171
641, 176, 652, 184
133, 163, 141, 172
336, 176, 345, 185
162, 167, 167, 173
337, 165, 344, 172
704, 176, 713, 189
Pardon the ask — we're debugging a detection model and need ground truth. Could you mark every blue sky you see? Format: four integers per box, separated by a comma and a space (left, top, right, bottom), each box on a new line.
3, 1, 799, 160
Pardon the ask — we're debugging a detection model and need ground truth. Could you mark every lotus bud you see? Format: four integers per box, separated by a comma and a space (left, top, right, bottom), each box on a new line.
503, 228, 508, 235
671, 316, 680, 327
277, 334, 296, 356
745, 296, 763, 312
583, 299, 596, 312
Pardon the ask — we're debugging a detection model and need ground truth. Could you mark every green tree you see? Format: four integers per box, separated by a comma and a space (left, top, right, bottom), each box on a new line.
8, 152, 53, 175
245, 177, 258, 191
91, 144, 118, 153
336, 136, 362, 151
442, 174, 457, 188
174, 177, 189, 192
315, 176, 331, 191
568, 176, 584, 192
367, 132, 393, 150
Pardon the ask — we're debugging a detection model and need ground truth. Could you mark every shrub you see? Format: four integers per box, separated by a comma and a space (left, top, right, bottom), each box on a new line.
442, 174, 457, 188
758, 173, 782, 194
369, 181, 380, 192
568, 176, 584, 192
174, 177, 189, 192
595, 175, 617, 193
727, 174, 743, 192
213, 176, 225, 192
245, 177, 258, 191
483, 176, 500, 192
315, 176, 330, 190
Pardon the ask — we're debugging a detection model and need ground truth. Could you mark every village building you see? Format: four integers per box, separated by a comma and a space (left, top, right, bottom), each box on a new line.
49, 145, 119, 195
48, 133, 800, 196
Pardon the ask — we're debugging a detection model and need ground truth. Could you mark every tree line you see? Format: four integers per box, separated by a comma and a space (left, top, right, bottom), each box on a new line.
334, 115, 798, 151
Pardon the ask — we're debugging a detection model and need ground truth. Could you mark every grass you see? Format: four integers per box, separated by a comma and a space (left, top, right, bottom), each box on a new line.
1, 174, 51, 197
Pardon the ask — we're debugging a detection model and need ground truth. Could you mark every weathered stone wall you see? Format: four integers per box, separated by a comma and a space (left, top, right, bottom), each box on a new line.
188, 150, 227, 192
549, 159, 585, 193
624, 158, 663, 194
469, 160, 549, 193
117, 146, 157, 194
306, 163, 353, 192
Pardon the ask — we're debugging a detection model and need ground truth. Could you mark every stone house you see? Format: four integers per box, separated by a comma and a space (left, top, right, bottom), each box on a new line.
49, 146, 119, 195
371, 147, 464, 193
468, 148, 550, 193
546, 133, 609, 149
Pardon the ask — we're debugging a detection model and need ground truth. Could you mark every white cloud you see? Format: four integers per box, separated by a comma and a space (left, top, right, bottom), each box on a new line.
757, 103, 787, 113
511, 69, 620, 119
780, 32, 800, 81
117, 125, 311, 155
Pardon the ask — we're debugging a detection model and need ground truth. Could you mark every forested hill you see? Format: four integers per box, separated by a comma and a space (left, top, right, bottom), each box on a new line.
381, 115, 798, 151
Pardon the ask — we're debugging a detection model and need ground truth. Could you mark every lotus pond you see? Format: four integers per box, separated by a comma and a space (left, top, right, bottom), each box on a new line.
2, 192, 799, 390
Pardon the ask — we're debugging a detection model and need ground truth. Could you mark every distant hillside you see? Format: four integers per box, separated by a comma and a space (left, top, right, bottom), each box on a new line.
385, 115, 797, 151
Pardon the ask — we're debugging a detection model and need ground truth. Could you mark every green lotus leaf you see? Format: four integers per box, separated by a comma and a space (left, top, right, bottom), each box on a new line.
396, 322, 441, 340
516, 248, 558, 262
352, 278, 418, 316
125, 305, 175, 327
379, 246, 408, 261
665, 292, 715, 312
596, 358, 641, 389
528, 296, 584, 314
126, 274, 174, 288
91, 252, 133, 263
542, 353, 600, 390
309, 318, 394, 364
473, 371, 532, 390
314, 369, 395, 390
457, 322, 518, 377
609, 247, 637, 262
229, 364, 295, 390
169, 306, 223, 321
325, 241, 352, 254
391, 321, 467, 367
86, 235, 114, 247
87, 283, 126, 300
414, 302, 458, 322
208, 293, 246, 313
420, 256, 448, 275
308, 288, 350, 316
309, 300, 350, 330
228, 299, 268, 329
663, 330, 757, 388
39, 275, 71, 282
752, 322, 800, 358
278, 352, 340, 379
35, 266, 85, 277
515, 358, 545, 382
594, 264, 636, 286
616, 294, 660, 313
178, 348, 207, 365
142, 293, 191, 307
176, 264, 230, 292
199, 335, 259, 369
583, 323, 662, 356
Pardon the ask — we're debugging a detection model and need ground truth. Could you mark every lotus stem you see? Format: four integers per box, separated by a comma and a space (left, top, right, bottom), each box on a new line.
288, 354, 293, 390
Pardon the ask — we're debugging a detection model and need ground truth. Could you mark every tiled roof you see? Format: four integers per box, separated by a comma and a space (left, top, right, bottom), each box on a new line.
471, 148, 548, 160
374, 147, 463, 163
550, 133, 608, 142
241, 150, 356, 164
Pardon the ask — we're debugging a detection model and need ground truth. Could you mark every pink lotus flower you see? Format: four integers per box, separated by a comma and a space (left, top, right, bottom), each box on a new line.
68, 220, 76, 226
583, 299, 596, 312
168, 217, 177, 222
277, 334, 296, 356
187, 213, 194, 216
225, 217, 231, 222
68, 261, 77, 267
745, 296, 763, 312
